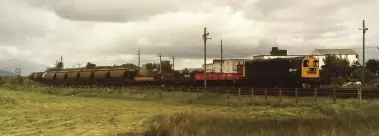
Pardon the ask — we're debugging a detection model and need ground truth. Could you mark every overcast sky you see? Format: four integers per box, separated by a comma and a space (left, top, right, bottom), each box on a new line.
0, 0, 379, 74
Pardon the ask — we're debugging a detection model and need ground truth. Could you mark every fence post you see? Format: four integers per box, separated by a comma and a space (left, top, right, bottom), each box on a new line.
279, 88, 282, 101
171, 86, 174, 96
358, 87, 362, 106
188, 87, 190, 93
148, 86, 151, 95
227, 87, 230, 105
159, 87, 163, 100
314, 88, 318, 102
138, 86, 141, 95
127, 86, 130, 95
295, 88, 298, 104
217, 87, 219, 94
250, 88, 254, 105
333, 88, 336, 103
265, 88, 268, 100
179, 86, 182, 92
238, 88, 241, 101
196, 87, 199, 97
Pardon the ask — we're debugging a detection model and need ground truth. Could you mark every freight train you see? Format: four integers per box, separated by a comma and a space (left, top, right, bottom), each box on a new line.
29, 56, 320, 88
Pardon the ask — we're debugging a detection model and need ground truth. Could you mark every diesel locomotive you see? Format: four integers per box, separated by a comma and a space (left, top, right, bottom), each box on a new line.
237, 56, 320, 88
28, 56, 320, 88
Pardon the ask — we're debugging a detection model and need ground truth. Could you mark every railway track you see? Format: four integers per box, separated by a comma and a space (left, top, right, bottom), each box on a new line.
44, 85, 379, 100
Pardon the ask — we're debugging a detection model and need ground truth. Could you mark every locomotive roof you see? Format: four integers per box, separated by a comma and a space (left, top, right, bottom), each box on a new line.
312, 49, 358, 55
246, 56, 311, 62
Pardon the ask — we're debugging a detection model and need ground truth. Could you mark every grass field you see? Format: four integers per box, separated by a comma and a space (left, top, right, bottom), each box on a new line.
1, 84, 379, 136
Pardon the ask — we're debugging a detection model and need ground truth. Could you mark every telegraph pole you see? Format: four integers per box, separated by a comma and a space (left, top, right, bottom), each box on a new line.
359, 20, 368, 85
137, 50, 141, 75
76, 63, 82, 68
202, 27, 212, 88
220, 39, 223, 73
60, 55, 63, 63
158, 53, 162, 74
138, 50, 141, 69
137, 50, 141, 68
171, 56, 175, 70
14, 68, 22, 81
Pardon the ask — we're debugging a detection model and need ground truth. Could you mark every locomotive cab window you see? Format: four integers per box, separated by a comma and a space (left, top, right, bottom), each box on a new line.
313, 60, 319, 67
303, 60, 309, 67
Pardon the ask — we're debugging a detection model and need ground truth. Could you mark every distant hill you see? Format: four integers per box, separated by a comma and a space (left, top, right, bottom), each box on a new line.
0, 70, 14, 77
0, 59, 46, 76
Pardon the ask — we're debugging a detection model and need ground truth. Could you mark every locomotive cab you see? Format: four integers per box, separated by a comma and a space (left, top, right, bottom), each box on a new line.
300, 56, 320, 88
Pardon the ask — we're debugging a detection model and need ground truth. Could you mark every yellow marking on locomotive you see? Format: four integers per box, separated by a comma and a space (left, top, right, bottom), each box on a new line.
301, 56, 320, 78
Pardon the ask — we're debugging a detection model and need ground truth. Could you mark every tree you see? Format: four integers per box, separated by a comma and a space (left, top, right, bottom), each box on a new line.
365, 59, 379, 75
320, 55, 351, 85
85, 62, 96, 69
349, 63, 361, 78
321, 54, 350, 78
157, 60, 173, 73
182, 68, 190, 75
144, 63, 157, 76
119, 63, 139, 71
55, 61, 64, 69
190, 69, 204, 75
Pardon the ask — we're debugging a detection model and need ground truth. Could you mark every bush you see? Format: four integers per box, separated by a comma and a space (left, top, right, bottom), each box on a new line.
329, 76, 347, 86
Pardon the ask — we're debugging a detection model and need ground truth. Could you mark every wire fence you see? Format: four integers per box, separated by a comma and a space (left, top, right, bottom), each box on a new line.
36, 85, 379, 105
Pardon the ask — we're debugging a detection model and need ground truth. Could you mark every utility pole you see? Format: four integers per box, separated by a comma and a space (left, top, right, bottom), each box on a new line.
60, 55, 63, 63
137, 50, 141, 68
202, 27, 212, 88
220, 39, 223, 73
359, 20, 368, 85
158, 53, 162, 74
171, 56, 175, 70
76, 63, 82, 68
137, 50, 141, 75
14, 68, 22, 76
14, 68, 22, 81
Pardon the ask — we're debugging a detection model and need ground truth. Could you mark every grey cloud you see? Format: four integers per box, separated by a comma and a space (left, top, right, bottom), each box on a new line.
24, 0, 238, 22
1, 0, 379, 71
0, 0, 53, 45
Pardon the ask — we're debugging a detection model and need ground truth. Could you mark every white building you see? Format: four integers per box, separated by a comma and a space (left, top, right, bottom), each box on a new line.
222, 59, 249, 73
204, 63, 214, 73
311, 49, 359, 66
253, 55, 312, 60
204, 59, 251, 73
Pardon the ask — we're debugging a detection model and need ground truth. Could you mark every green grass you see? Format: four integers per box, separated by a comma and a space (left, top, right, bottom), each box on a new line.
1, 84, 379, 136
